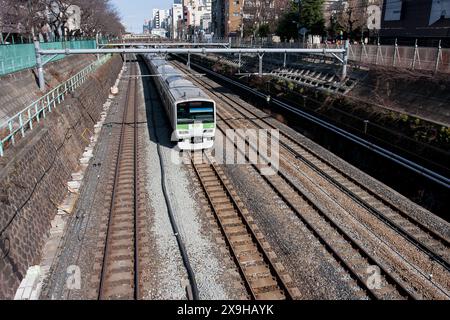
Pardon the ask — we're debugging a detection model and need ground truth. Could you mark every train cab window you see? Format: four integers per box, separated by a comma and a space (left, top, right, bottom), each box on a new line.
177, 101, 214, 124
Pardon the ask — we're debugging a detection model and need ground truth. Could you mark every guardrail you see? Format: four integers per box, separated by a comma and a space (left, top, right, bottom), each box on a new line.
0, 54, 112, 157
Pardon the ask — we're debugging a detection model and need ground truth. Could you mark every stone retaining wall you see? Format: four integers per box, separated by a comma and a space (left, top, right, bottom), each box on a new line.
0, 54, 98, 124
0, 54, 123, 299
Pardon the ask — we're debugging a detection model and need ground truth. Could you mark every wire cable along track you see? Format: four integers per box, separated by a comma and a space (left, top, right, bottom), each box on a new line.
97, 61, 141, 300
191, 151, 300, 300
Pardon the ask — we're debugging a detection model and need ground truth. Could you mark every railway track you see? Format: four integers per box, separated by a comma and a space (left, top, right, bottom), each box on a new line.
175, 59, 450, 259
191, 151, 300, 300
214, 112, 415, 300
174, 60, 450, 299
183, 66, 450, 264
181, 64, 450, 267
97, 61, 141, 299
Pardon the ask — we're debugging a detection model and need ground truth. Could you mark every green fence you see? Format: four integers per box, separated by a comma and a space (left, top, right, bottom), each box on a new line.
0, 40, 97, 76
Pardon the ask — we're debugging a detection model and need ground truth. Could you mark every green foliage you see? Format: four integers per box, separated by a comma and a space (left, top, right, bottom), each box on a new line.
257, 24, 270, 38
300, 0, 325, 35
438, 127, 450, 144
276, 10, 299, 41
276, 0, 325, 40
400, 114, 409, 122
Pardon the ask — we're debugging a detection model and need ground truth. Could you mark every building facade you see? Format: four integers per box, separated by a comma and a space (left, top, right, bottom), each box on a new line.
380, 0, 450, 39
171, 3, 183, 39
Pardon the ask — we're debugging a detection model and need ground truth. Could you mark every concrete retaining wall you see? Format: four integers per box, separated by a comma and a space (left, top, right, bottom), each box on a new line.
0, 54, 122, 299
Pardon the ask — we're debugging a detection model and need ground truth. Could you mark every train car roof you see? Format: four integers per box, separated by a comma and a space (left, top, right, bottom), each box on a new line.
158, 65, 182, 77
151, 59, 166, 67
144, 54, 213, 103
170, 86, 212, 102
167, 78, 194, 88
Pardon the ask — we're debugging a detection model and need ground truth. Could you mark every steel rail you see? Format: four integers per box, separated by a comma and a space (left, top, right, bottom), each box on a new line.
132, 69, 140, 300
191, 151, 297, 300
98, 62, 139, 300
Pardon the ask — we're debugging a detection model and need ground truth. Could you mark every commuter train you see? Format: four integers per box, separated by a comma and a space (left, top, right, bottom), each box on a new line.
142, 54, 216, 150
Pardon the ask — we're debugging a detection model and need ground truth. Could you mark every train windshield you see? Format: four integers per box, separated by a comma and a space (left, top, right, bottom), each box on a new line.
177, 101, 215, 124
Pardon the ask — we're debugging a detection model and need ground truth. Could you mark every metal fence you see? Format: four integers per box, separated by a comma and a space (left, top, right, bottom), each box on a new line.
0, 40, 97, 76
0, 54, 112, 157
307, 42, 450, 73
232, 39, 450, 74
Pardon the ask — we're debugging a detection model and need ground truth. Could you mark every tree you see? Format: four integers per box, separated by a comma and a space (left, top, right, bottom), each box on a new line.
0, 0, 124, 41
47, 1, 78, 40
0, 0, 47, 39
335, 0, 368, 39
242, 0, 290, 37
275, 6, 299, 41
299, 0, 325, 35
257, 24, 270, 37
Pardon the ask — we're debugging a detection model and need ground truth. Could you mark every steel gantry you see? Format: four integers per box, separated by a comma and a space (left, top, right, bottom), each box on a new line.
33, 41, 349, 92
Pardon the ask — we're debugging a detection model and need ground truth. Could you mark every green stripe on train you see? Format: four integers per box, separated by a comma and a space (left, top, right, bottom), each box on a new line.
176, 123, 215, 130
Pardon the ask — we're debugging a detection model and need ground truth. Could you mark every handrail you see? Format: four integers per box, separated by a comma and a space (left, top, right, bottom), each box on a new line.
0, 54, 112, 157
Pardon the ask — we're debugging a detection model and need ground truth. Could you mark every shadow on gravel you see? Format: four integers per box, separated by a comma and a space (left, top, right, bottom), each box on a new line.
137, 55, 175, 149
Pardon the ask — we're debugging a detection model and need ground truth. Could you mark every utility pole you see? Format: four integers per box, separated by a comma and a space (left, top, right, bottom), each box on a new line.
34, 39, 45, 92
29, 0, 44, 91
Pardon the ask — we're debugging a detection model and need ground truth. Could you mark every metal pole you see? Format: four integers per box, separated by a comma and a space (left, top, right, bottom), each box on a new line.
34, 39, 45, 92
258, 53, 264, 76
96, 33, 100, 60
393, 38, 397, 66
238, 53, 241, 73
283, 51, 287, 67
342, 40, 349, 80
434, 40, 441, 73
364, 120, 369, 134
412, 39, 418, 70
376, 38, 380, 65
187, 52, 191, 69
360, 41, 364, 62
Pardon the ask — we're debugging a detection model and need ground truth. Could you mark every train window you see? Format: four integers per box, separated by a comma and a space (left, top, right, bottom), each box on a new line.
177, 102, 214, 124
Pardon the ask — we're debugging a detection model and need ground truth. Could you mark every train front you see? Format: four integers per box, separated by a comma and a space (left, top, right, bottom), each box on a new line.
175, 99, 216, 150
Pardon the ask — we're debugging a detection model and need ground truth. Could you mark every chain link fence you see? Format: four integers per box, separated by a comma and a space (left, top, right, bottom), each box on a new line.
229, 38, 450, 74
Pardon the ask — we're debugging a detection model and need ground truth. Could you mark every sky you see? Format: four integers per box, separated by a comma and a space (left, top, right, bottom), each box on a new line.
111, 0, 170, 33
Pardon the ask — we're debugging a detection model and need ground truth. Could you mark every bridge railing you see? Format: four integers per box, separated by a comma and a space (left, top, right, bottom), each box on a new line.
0, 54, 112, 157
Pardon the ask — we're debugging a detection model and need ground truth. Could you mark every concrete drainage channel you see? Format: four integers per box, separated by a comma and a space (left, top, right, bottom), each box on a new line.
13, 63, 126, 300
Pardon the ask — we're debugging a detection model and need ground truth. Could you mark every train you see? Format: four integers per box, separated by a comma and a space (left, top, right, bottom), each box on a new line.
142, 54, 216, 150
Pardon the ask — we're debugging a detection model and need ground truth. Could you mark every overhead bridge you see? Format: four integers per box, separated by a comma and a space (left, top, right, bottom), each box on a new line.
33, 41, 349, 92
